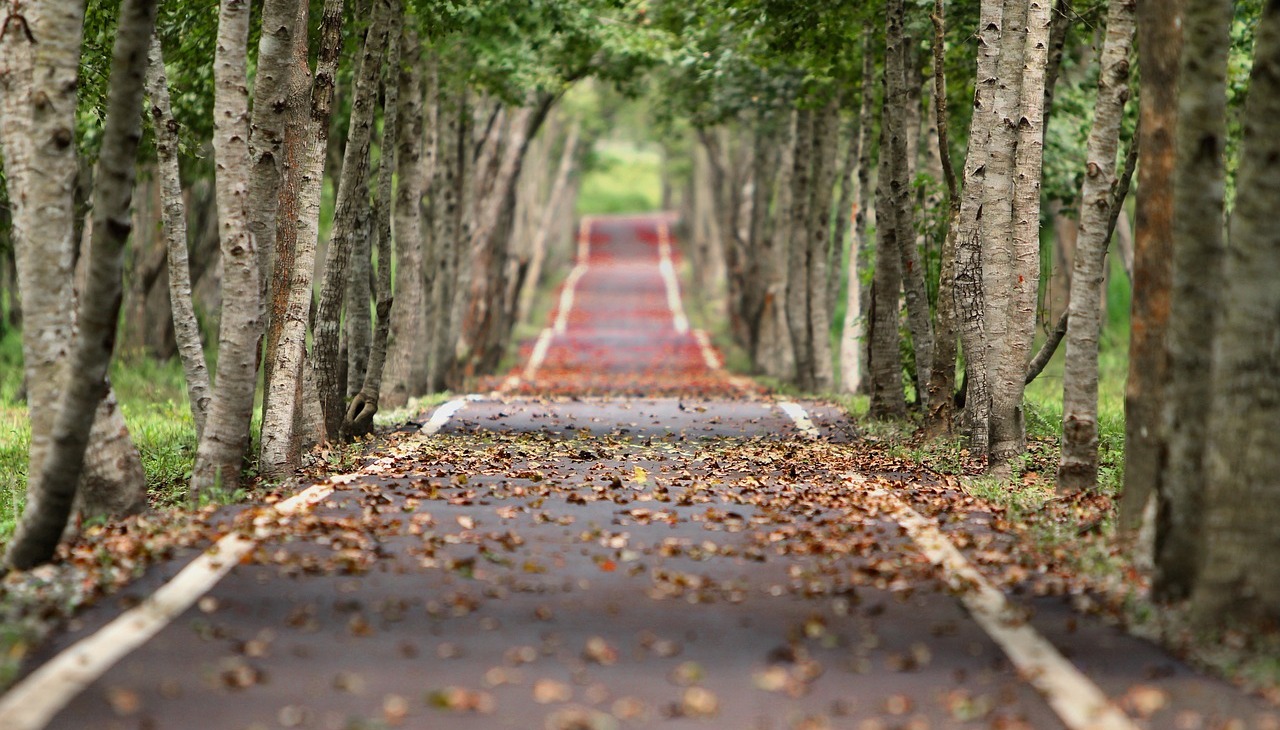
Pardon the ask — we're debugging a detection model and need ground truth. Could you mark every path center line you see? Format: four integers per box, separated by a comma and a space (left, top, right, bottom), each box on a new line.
0, 396, 479, 730
774, 402, 1139, 730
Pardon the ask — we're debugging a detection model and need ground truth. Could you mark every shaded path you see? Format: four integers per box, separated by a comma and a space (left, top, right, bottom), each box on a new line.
3, 215, 1275, 730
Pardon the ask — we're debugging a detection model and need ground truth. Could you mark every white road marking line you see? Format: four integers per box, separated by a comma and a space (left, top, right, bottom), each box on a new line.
776, 401, 821, 438
0, 396, 482, 730
420, 393, 483, 435
692, 328, 722, 370
576, 216, 592, 262
772, 402, 1138, 730
656, 220, 690, 335
523, 327, 554, 381
553, 264, 587, 335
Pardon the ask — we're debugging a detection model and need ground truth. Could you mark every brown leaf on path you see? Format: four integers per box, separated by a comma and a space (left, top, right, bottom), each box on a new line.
533, 678, 574, 704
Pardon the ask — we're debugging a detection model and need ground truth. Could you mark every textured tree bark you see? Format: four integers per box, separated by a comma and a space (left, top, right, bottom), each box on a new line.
191, 0, 261, 498
383, 29, 427, 408
344, 205, 373, 396
311, 0, 391, 441
1, 0, 147, 530
887, 0, 934, 406
1192, 0, 1280, 630
784, 108, 815, 391
840, 38, 876, 396
1056, 0, 1134, 491
426, 80, 467, 393
259, 0, 343, 477
5, 0, 157, 569
147, 37, 211, 438
806, 99, 840, 392
954, 0, 1004, 458
869, 114, 907, 419
981, 0, 1029, 471
344, 17, 402, 439
757, 110, 796, 380
1155, 0, 1229, 602
924, 0, 963, 434
1119, 0, 1181, 533
248, 0, 304, 297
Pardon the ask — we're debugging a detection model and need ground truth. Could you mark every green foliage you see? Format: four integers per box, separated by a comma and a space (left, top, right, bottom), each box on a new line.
576, 142, 662, 215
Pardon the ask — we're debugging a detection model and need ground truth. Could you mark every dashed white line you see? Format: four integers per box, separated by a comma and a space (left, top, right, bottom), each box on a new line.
0, 397, 480, 730
775, 402, 1139, 730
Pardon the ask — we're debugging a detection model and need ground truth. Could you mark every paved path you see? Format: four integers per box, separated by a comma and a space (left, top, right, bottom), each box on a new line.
3, 214, 1276, 730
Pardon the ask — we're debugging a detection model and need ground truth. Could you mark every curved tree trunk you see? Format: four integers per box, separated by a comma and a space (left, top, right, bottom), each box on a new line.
1155, 0, 1230, 601
5, 0, 157, 569
1056, 0, 1136, 491
344, 15, 402, 439
311, 0, 391, 441
147, 37, 211, 437
191, 0, 261, 498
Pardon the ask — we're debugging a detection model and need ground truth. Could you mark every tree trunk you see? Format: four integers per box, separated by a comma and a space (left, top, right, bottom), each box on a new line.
383, 28, 427, 408
259, 0, 343, 477
5, 0, 157, 569
344, 205, 373, 396
806, 99, 840, 392
344, 16, 402, 438
311, 0, 391, 441
784, 108, 815, 391
887, 0, 934, 406
427, 79, 467, 392
248, 0, 304, 298
1056, 0, 1134, 491
981, 0, 1030, 471
147, 37, 211, 437
924, 0, 963, 434
519, 118, 581, 325
1191, 0, 1280, 629
1120, 0, 1181, 532
840, 36, 876, 395
1155, 0, 1229, 602
191, 0, 261, 498
954, 0, 1004, 458
868, 114, 906, 419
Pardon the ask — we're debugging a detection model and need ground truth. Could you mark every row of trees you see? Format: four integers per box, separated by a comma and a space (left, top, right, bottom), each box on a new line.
0, 0, 655, 568
661, 0, 1280, 631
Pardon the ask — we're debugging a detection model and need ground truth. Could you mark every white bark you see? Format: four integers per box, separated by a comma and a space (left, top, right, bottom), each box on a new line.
191, 0, 260, 496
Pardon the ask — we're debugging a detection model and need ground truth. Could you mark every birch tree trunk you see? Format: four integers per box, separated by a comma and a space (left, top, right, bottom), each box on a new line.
383, 28, 427, 408
1120, 0, 1182, 532
248, 0, 304, 295
147, 38, 211, 437
1056, 0, 1134, 491
784, 108, 816, 391
954, 0, 1004, 457
191, 0, 260, 497
840, 39, 876, 395
259, 0, 343, 476
1155, 0, 1230, 601
1192, 0, 1280, 629
5, 0, 157, 569
312, 0, 391, 441
1, 0, 147, 529
981, 0, 1029, 471
924, 0, 963, 433
344, 17, 402, 438
806, 99, 840, 392
868, 118, 906, 419
887, 0, 934, 406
